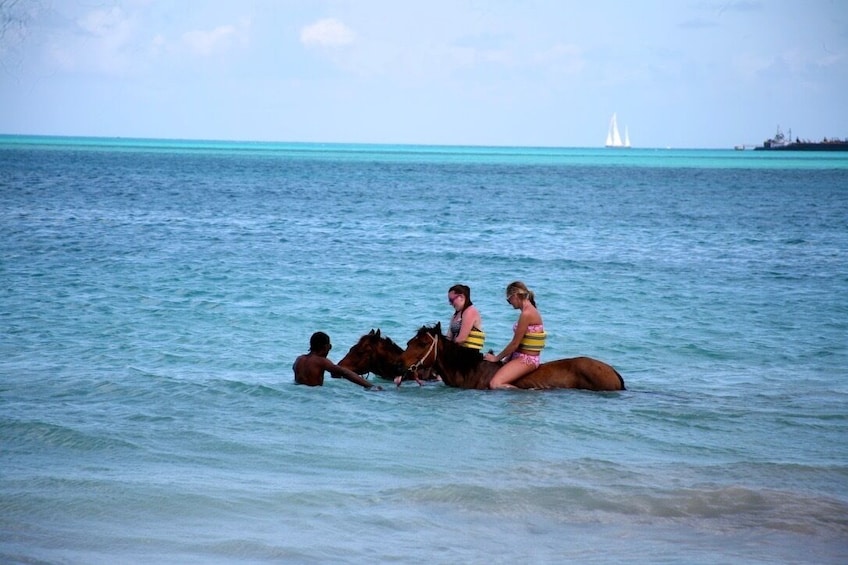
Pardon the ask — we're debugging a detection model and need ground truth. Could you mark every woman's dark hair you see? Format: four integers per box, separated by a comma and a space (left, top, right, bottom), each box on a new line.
448, 284, 473, 311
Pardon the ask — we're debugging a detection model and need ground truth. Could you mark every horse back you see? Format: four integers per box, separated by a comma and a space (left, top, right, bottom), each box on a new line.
514, 356, 625, 391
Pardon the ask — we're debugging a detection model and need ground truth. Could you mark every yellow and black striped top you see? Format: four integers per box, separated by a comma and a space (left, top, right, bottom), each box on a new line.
518, 331, 546, 353
461, 327, 486, 350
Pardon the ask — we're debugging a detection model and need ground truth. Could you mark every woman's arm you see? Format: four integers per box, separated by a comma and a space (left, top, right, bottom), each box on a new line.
488, 310, 530, 362
455, 306, 479, 344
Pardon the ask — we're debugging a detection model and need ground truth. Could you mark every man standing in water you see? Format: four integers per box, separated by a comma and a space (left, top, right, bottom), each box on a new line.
293, 331, 382, 390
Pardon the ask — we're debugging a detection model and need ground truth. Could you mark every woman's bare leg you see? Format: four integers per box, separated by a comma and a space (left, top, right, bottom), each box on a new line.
489, 358, 534, 389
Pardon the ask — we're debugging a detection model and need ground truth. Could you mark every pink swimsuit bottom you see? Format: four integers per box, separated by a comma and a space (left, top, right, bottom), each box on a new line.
508, 322, 543, 368
508, 351, 541, 368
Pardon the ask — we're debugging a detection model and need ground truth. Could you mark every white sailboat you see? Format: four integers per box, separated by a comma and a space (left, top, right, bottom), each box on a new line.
605, 113, 631, 148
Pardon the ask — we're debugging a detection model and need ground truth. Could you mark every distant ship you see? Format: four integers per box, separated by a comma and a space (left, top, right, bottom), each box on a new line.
605, 113, 631, 148
754, 125, 848, 151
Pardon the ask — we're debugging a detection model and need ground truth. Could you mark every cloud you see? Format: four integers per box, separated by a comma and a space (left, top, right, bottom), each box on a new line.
182, 18, 251, 56
46, 6, 134, 74
731, 51, 773, 79
77, 6, 131, 39
534, 43, 585, 75
679, 18, 718, 30
300, 18, 355, 48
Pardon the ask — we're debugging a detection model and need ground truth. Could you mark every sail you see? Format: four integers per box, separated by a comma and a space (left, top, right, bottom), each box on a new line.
606, 113, 623, 147
605, 112, 631, 148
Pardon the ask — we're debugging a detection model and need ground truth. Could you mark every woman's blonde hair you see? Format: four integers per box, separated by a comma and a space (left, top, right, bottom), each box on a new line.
506, 281, 536, 307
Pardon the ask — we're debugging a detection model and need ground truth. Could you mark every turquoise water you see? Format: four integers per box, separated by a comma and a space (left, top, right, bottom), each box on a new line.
2, 136, 847, 563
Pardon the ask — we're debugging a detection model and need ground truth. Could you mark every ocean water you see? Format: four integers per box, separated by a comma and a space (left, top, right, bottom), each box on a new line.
1, 136, 847, 564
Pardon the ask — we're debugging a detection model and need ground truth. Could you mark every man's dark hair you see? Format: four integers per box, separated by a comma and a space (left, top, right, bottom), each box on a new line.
309, 331, 330, 352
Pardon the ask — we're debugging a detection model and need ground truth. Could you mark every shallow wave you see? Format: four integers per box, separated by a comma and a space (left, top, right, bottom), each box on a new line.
383, 480, 848, 537
1, 419, 139, 452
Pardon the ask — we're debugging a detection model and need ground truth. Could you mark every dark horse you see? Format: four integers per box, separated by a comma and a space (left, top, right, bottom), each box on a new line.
338, 329, 437, 384
399, 323, 625, 391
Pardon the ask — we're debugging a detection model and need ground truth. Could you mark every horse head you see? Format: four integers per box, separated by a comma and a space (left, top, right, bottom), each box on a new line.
338, 329, 405, 379
399, 323, 443, 375
399, 323, 495, 388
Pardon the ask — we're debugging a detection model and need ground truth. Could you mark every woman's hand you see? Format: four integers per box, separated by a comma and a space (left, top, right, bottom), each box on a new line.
484, 353, 498, 362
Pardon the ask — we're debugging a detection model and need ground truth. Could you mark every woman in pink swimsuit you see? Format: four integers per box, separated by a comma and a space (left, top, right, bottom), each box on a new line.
484, 281, 546, 389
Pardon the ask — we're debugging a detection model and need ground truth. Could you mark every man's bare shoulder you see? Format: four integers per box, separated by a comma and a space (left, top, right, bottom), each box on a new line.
293, 353, 329, 386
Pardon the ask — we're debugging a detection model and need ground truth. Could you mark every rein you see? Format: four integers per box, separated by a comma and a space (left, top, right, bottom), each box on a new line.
407, 332, 439, 374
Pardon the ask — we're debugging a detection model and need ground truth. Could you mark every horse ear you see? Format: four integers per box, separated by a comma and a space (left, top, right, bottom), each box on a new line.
375, 329, 381, 337
369, 329, 376, 336
435, 321, 442, 333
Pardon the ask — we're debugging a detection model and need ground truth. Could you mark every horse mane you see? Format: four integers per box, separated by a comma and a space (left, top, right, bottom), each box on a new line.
417, 324, 484, 374
368, 329, 402, 353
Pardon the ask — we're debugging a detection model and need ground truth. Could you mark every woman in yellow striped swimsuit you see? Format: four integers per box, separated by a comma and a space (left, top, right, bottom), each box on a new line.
446, 284, 485, 351
484, 281, 546, 389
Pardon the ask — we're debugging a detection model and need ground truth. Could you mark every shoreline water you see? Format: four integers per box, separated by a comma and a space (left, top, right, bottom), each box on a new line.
2, 137, 847, 563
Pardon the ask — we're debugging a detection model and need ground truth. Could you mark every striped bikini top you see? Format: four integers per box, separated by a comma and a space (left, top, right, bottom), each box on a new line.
517, 323, 546, 353
450, 313, 485, 350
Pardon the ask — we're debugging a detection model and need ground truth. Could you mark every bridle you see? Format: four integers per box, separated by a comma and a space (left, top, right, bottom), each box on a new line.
406, 332, 439, 375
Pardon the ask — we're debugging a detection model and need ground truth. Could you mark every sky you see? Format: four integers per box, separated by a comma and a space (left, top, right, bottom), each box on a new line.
1, 0, 846, 148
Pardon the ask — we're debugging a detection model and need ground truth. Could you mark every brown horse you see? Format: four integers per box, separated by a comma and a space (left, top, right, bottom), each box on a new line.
338, 329, 438, 384
399, 323, 625, 391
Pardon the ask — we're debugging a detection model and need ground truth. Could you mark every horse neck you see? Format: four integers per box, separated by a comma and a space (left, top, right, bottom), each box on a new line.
433, 336, 491, 389
371, 340, 402, 378
370, 360, 394, 379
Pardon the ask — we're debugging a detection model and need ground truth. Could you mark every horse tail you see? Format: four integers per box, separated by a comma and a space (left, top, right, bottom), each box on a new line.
614, 369, 626, 390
